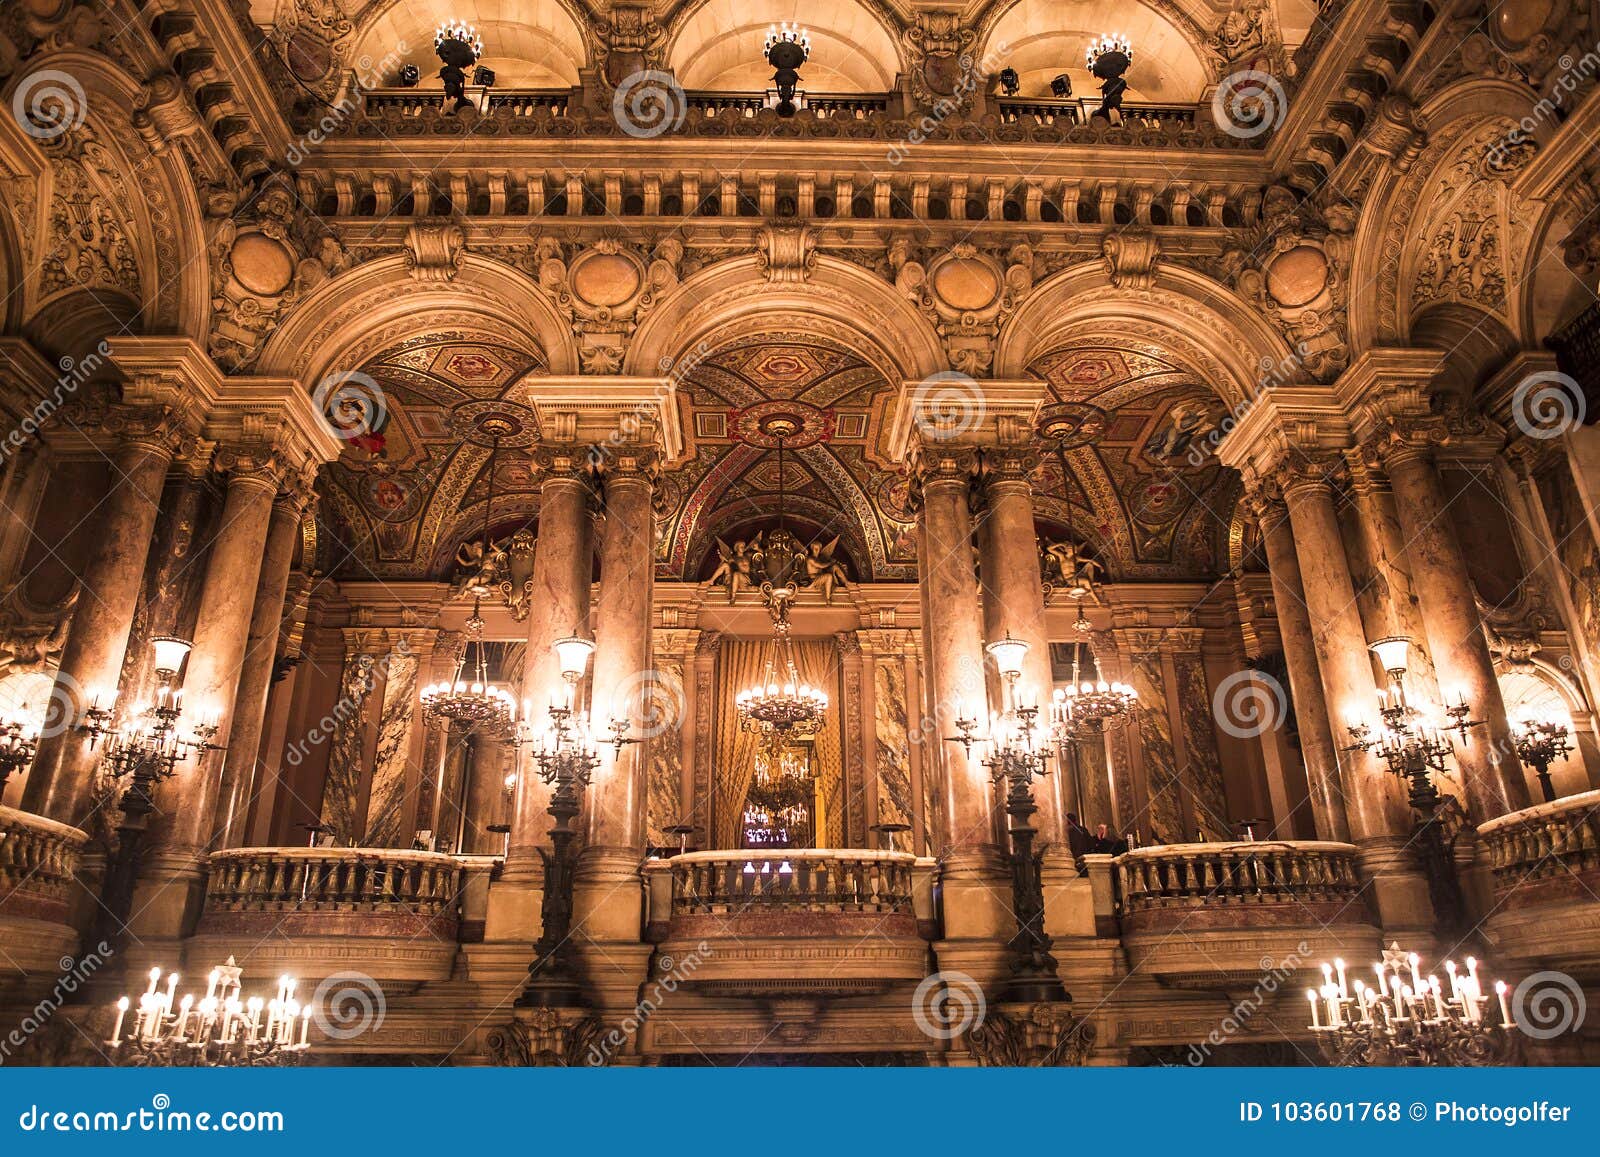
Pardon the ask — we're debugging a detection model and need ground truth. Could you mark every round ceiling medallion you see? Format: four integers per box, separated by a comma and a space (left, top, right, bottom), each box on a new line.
1265, 245, 1330, 309
931, 258, 1000, 311
569, 252, 641, 308
230, 233, 296, 296
450, 399, 539, 447
730, 400, 833, 448
1037, 403, 1111, 450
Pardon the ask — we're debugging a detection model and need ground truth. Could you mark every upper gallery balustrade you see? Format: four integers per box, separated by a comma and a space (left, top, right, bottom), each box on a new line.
1477, 791, 1600, 981
0, 805, 90, 999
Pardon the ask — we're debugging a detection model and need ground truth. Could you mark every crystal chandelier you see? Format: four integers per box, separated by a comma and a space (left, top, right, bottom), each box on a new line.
1050, 608, 1137, 741
736, 423, 827, 744
107, 957, 313, 1067
1511, 715, 1573, 802
422, 430, 516, 729
0, 707, 40, 795
1307, 943, 1518, 1066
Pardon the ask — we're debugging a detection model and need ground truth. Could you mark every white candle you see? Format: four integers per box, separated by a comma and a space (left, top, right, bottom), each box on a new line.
110, 996, 129, 1045
1323, 984, 1342, 1028
1335, 958, 1348, 999
163, 972, 179, 1016
145, 967, 161, 997
1307, 988, 1321, 1029
1409, 952, 1423, 990
1495, 980, 1512, 1028
206, 968, 220, 1001
298, 1008, 311, 1047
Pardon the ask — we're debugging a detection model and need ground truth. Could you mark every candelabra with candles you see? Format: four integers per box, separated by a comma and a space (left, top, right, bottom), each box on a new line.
80, 636, 220, 949
1306, 943, 1518, 1066
764, 23, 811, 116
1048, 609, 1137, 819
107, 959, 312, 1067
434, 18, 483, 109
421, 601, 516, 729
0, 707, 40, 796
1511, 716, 1573, 803
1344, 637, 1480, 934
1085, 33, 1133, 119
511, 636, 633, 1008
946, 635, 1068, 1003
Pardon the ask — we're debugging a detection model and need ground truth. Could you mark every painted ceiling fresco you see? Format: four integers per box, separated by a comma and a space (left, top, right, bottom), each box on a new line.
1027, 346, 1240, 580
317, 333, 1240, 585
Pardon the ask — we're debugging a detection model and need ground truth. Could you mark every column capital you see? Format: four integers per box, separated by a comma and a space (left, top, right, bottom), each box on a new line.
519, 375, 683, 464
885, 377, 1047, 467
206, 378, 345, 481
1271, 452, 1346, 501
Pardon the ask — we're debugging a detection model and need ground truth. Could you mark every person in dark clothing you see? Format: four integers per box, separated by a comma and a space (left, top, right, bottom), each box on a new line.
1066, 812, 1095, 860
1092, 823, 1130, 855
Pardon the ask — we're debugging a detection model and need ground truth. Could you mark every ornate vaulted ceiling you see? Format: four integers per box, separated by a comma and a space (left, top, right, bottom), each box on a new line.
1028, 345, 1238, 579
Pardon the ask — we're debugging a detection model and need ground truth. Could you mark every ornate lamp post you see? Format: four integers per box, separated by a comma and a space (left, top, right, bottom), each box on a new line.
0, 708, 40, 797
1307, 943, 1518, 1066
947, 634, 1068, 1003
81, 636, 220, 949
107, 957, 313, 1067
1344, 636, 1482, 934
513, 636, 633, 1008
765, 23, 811, 117
1511, 716, 1573, 803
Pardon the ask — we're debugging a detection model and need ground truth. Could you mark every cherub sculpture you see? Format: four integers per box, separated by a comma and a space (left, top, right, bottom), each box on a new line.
1041, 539, 1104, 604
802, 536, 849, 605
709, 534, 765, 604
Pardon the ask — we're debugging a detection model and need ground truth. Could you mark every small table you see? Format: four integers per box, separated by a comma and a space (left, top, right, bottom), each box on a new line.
870, 822, 912, 854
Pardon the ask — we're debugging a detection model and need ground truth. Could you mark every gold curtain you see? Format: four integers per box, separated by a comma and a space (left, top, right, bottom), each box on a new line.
711, 638, 844, 849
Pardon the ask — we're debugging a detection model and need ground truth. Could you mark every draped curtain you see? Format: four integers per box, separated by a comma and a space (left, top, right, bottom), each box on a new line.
712, 638, 843, 849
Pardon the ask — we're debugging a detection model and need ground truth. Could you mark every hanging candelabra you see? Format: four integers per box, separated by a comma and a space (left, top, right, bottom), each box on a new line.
423, 430, 516, 729
1047, 608, 1136, 830
0, 707, 40, 796
81, 635, 220, 949
946, 635, 1068, 1003
1307, 943, 1518, 1066
1511, 716, 1573, 803
511, 635, 633, 1008
1344, 636, 1482, 933
107, 958, 312, 1067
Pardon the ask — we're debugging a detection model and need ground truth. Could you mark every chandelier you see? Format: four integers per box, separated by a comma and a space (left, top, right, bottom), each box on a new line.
81, 636, 219, 780
1085, 33, 1133, 73
434, 20, 483, 63
764, 23, 811, 61
1511, 715, 1573, 802
108, 958, 312, 1067
1345, 637, 1481, 788
1050, 608, 1137, 740
0, 707, 40, 795
1307, 943, 1518, 1066
423, 429, 516, 729
736, 422, 827, 745
742, 744, 813, 848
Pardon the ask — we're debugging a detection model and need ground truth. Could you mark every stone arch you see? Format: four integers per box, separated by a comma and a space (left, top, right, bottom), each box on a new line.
996, 261, 1301, 404
258, 253, 579, 382
663, 0, 906, 92
625, 255, 946, 383
3, 50, 208, 344
1348, 78, 1551, 351
339, 0, 593, 89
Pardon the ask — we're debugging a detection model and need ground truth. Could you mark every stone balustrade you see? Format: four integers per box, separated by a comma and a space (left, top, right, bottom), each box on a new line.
0, 805, 90, 993
647, 850, 932, 996
1476, 791, 1600, 980
1115, 841, 1379, 988
191, 848, 470, 985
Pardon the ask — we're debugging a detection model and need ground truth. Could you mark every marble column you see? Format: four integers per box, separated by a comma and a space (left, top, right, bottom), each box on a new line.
23, 427, 180, 824
318, 630, 377, 841
487, 452, 592, 942
914, 446, 1009, 970
462, 727, 509, 854
160, 455, 281, 857
975, 448, 1066, 846
1381, 441, 1531, 819
215, 491, 307, 847
365, 629, 429, 847
1280, 462, 1427, 930
1254, 495, 1352, 842
578, 451, 655, 939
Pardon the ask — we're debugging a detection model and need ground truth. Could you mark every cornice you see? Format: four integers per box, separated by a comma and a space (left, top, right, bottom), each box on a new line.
518, 375, 683, 463
885, 377, 1046, 464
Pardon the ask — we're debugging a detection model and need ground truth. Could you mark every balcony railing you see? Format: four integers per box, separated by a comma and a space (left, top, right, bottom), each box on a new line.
0, 804, 88, 919
994, 97, 1198, 130
365, 88, 571, 117
668, 850, 915, 916
204, 847, 466, 917
1118, 840, 1363, 912
1478, 789, 1600, 897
